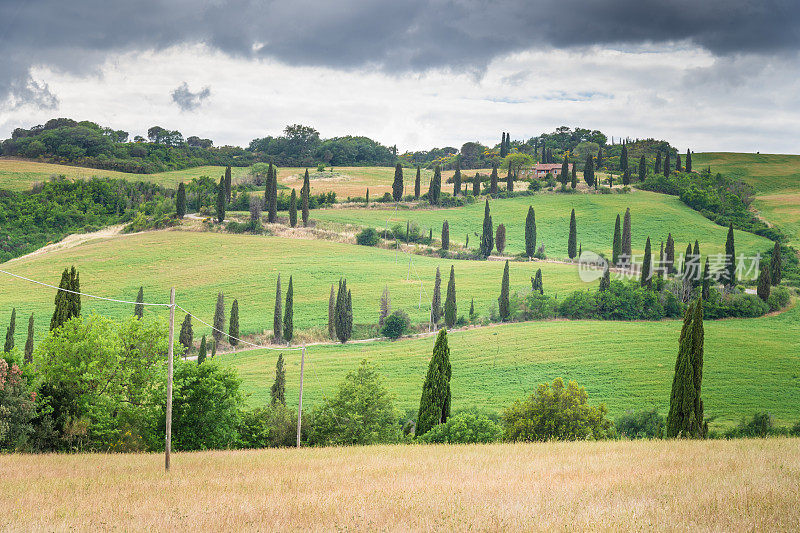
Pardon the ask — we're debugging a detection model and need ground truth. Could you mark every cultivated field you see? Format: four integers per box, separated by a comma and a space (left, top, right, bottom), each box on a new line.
219, 300, 800, 428
315, 190, 772, 260
2, 439, 798, 531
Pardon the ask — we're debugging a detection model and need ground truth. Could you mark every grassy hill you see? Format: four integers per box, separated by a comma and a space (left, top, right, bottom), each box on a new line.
0, 230, 590, 344
217, 300, 800, 428
694, 152, 800, 246
314, 190, 773, 260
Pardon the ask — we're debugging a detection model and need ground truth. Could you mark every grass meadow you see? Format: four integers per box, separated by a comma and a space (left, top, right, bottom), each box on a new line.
2, 439, 798, 531
314, 190, 772, 260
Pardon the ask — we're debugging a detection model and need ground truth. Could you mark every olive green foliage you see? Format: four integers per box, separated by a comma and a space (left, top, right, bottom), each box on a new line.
612, 214, 621, 265
414, 166, 421, 199
237, 403, 298, 448
308, 360, 396, 446
489, 164, 498, 194
641, 237, 652, 287
381, 309, 410, 340
416, 329, 452, 436
621, 208, 632, 258
757, 261, 771, 302
441, 220, 449, 251
502, 378, 615, 441
431, 267, 442, 325
24, 314, 34, 363
428, 166, 441, 205
725, 224, 735, 286
301, 169, 310, 226
0, 356, 36, 451
417, 411, 502, 444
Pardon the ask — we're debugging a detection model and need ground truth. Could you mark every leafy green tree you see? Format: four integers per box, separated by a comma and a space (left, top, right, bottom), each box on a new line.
216, 177, 226, 223
568, 209, 577, 259
309, 360, 397, 445
176, 182, 186, 219
24, 314, 34, 363
289, 189, 298, 227
273, 275, 282, 341
441, 220, 449, 251
770, 241, 782, 285
503, 377, 615, 441
179, 313, 193, 355
134, 286, 144, 319
479, 199, 494, 258
271, 353, 285, 405
621, 208, 632, 259
283, 276, 294, 343
495, 224, 506, 254
499, 260, 510, 321
365, 188, 369, 205
301, 169, 310, 226
612, 215, 621, 266
584, 153, 595, 187
418, 412, 502, 444
392, 163, 404, 201
641, 237, 652, 287
416, 329, 452, 436
525, 206, 536, 257
415, 166, 421, 199
453, 159, 462, 195
666, 299, 705, 438
429, 166, 442, 205
4, 308, 15, 353
197, 335, 207, 364
489, 164, 499, 194
229, 299, 240, 347
724, 223, 735, 286
213, 292, 225, 344
431, 267, 442, 325
444, 265, 456, 328
757, 261, 771, 302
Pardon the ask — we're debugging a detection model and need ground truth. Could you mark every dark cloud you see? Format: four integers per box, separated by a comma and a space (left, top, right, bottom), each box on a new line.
171, 82, 211, 111
0, 0, 798, 106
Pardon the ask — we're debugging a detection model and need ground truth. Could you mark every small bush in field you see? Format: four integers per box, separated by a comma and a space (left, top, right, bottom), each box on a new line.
381, 310, 410, 340
615, 408, 664, 439
417, 412, 502, 444
356, 227, 380, 246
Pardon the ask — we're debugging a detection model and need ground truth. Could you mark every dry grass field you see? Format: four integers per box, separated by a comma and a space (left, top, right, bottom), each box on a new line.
2, 438, 798, 531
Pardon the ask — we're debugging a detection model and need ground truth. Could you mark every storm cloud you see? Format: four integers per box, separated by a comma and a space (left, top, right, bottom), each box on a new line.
1, 0, 798, 107
171, 82, 210, 111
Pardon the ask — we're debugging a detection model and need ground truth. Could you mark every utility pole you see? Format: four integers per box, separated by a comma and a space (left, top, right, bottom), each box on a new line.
165, 287, 175, 472
296, 345, 306, 448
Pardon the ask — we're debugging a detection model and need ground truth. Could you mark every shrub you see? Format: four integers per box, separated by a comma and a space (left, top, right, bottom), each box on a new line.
417, 412, 502, 444
615, 409, 664, 439
381, 310, 410, 340
238, 403, 300, 448
724, 412, 785, 438
0, 354, 36, 451
766, 285, 790, 312
355, 227, 380, 246
514, 292, 557, 320
503, 378, 615, 441
316, 163, 326, 172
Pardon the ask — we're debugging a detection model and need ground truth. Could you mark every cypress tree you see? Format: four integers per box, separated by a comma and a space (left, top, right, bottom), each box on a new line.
495, 224, 506, 254
267, 163, 277, 223
283, 276, 293, 343
570, 163, 577, 189
431, 267, 442, 325
638, 155, 646, 182
441, 220, 449, 251
685, 149, 692, 173
134, 286, 144, 319
24, 314, 34, 363
658, 241, 665, 278
620, 142, 628, 172
584, 153, 595, 187
4, 308, 15, 353
416, 328, 452, 436
489, 164, 498, 194
664, 151, 671, 176
444, 265, 456, 329
757, 261, 771, 302
701, 258, 711, 300
559, 157, 569, 187
770, 241, 782, 285
392, 163, 404, 201
724, 223, 735, 286
654, 151, 662, 174
69, 266, 81, 319
301, 169, 310, 226
692, 240, 701, 288
289, 189, 298, 227
197, 335, 207, 364
507, 166, 514, 192
666, 299, 705, 438
365, 188, 370, 206
328, 284, 336, 339
453, 160, 461, 196
472, 172, 480, 195
216, 177, 226, 223
525, 206, 536, 257
229, 299, 240, 347
499, 260, 510, 321
567, 209, 577, 259
641, 237, 652, 287
415, 166, 421, 199
179, 313, 193, 355
676, 153, 682, 172
273, 275, 282, 341
598, 268, 610, 291
479, 199, 494, 258
211, 339, 217, 358
213, 292, 225, 344
271, 353, 286, 405
621, 208, 632, 259
176, 182, 186, 219
622, 167, 631, 186
225, 166, 232, 202
500, 132, 508, 158
429, 166, 441, 205
612, 214, 621, 265
335, 279, 352, 343
682, 243, 692, 278
666, 233, 675, 274
469, 298, 475, 318
379, 285, 391, 327
50, 267, 80, 331
532, 268, 543, 294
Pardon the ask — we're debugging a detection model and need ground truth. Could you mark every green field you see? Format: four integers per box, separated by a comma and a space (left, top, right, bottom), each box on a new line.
218, 299, 800, 429
695, 152, 800, 246
0, 230, 590, 344
314, 190, 772, 260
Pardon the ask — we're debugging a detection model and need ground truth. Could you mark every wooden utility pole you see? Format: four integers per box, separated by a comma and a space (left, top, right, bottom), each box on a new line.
165, 287, 175, 471
296, 345, 306, 448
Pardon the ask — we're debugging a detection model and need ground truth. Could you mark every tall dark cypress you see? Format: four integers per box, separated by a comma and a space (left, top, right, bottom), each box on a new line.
584, 153, 595, 187
213, 292, 225, 344
414, 166, 421, 199
612, 214, 621, 265
655, 151, 662, 174
770, 241, 782, 285
664, 151, 671, 177
50, 267, 80, 331
638, 155, 646, 182
757, 262, 771, 302
489, 164, 498, 194
472, 172, 480, 195
500, 132, 508, 158
134, 286, 144, 319
197, 335, 207, 365
676, 153, 682, 172
453, 159, 462, 196
665, 233, 675, 274
24, 314, 34, 363
4, 308, 15, 353
685, 149, 692, 173
335, 279, 352, 343
229, 299, 240, 347
289, 189, 298, 227
441, 220, 450, 251
271, 353, 286, 405
532, 268, 543, 294
176, 182, 186, 219
701, 258, 711, 300
567, 209, 577, 259
267, 163, 277, 223
495, 224, 506, 254
570, 163, 577, 189
620, 142, 628, 172
328, 284, 336, 339
559, 157, 569, 187
392, 163, 404, 202
444, 265, 456, 329
479, 199, 494, 258
416, 329, 452, 436
283, 276, 293, 343
658, 241, 665, 278
429, 166, 442, 205
666, 299, 705, 438
216, 177, 226, 223
499, 260, 510, 321
525, 206, 536, 257
622, 167, 631, 186
621, 208, 632, 259
224, 166, 232, 202
724, 223, 735, 286
431, 267, 442, 325
179, 313, 193, 355
301, 169, 310, 226
273, 275, 282, 341
692, 240, 701, 288
641, 237, 652, 287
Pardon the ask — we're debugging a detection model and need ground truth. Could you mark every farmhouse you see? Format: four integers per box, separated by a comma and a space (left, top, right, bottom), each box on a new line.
533, 163, 572, 178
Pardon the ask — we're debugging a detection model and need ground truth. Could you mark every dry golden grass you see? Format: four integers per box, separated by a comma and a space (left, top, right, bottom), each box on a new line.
2, 439, 799, 531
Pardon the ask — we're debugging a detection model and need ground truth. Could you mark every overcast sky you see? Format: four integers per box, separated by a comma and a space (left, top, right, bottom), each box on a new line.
1, 0, 799, 153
